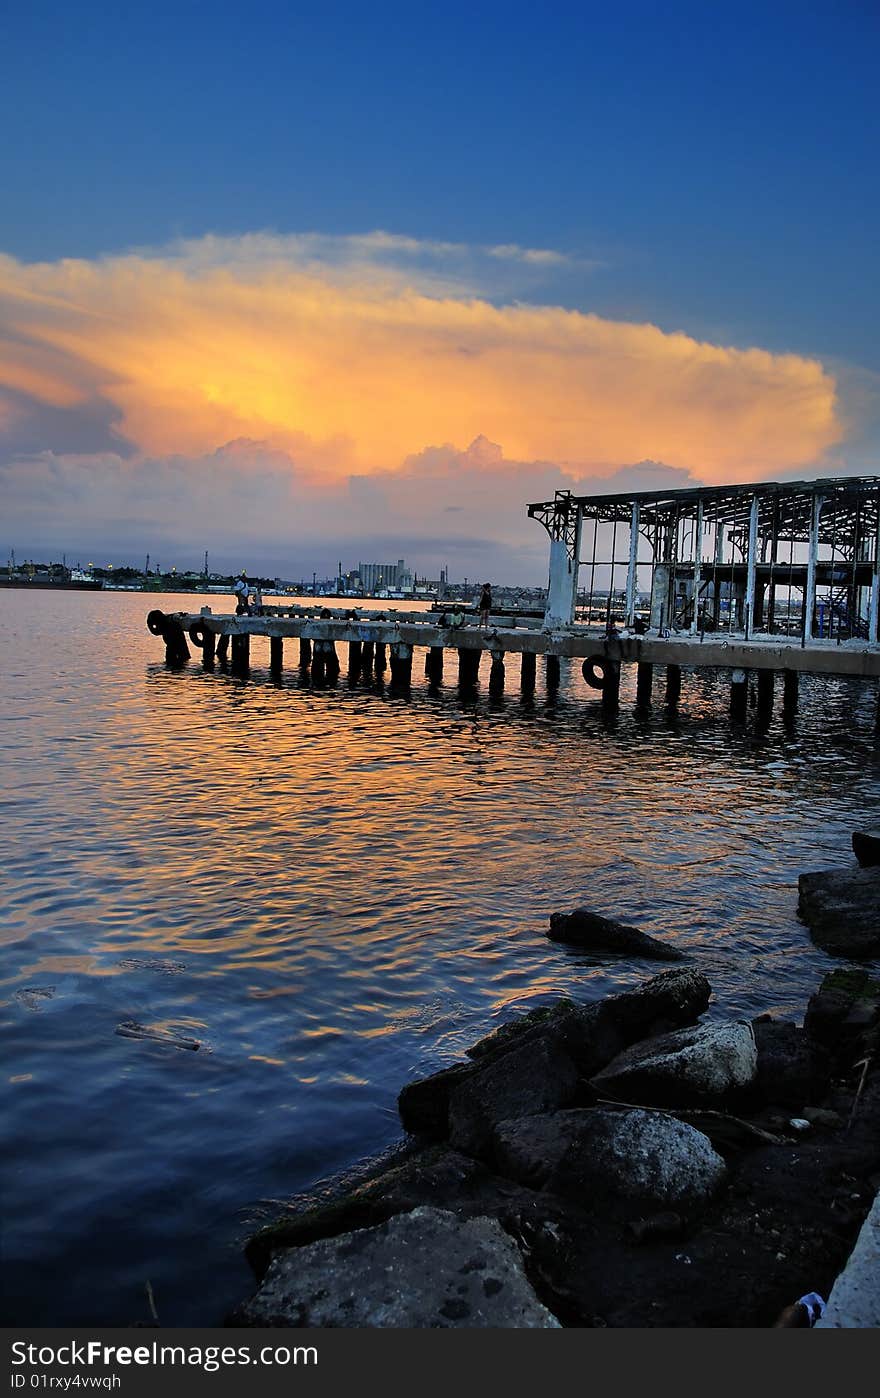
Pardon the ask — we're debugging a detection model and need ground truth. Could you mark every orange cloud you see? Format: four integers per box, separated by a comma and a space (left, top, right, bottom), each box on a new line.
0, 234, 842, 483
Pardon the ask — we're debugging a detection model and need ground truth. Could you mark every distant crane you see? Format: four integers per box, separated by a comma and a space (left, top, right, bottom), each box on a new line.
204, 550, 209, 578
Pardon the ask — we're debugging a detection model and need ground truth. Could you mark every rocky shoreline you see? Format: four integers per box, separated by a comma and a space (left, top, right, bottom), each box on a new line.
230, 848, 880, 1329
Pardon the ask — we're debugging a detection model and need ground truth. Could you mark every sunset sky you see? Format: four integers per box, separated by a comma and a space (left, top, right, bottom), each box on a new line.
2, 1, 878, 583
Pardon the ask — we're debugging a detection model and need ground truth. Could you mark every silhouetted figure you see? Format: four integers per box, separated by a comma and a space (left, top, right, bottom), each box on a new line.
478, 583, 492, 627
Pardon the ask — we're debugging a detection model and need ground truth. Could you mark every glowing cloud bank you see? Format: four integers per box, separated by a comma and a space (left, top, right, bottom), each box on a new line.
0, 232, 845, 574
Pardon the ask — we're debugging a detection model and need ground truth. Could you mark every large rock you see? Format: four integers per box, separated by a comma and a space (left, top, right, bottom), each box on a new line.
542, 1108, 727, 1210
400, 970, 713, 1157
591, 1020, 757, 1108
751, 1017, 830, 1107
852, 829, 880, 867
803, 969, 880, 1062
237, 1207, 561, 1328
448, 1035, 580, 1157
798, 867, 880, 958
244, 1145, 487, 1279
398, 1063, 475, 1138
491, 1111, 590, 1187
548, 908, 684, 961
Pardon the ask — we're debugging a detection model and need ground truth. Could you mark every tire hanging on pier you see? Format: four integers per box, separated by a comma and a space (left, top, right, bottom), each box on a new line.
146, 609, 166, 636
582, 656, 610, 690
188, 619, 209, 648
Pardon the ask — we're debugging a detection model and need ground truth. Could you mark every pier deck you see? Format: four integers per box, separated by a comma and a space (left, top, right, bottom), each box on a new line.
163, 606, 880, 677
146, 602, 880, 724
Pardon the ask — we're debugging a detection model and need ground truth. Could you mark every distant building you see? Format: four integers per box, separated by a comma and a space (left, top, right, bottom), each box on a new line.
357, 559, 406, 594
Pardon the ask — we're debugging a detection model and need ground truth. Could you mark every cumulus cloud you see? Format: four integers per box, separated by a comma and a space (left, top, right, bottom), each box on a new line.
0, 229, 849, 573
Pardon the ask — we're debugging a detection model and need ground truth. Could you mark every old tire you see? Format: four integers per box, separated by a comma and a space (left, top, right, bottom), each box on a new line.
582, 656, 608, 689
147, 609, 166, 636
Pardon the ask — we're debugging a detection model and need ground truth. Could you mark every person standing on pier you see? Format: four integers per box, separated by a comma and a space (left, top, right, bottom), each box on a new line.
233, 572, 249, 615
478, 582, 492, 628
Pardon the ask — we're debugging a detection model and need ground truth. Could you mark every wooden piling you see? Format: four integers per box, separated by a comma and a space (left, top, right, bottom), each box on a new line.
665, 663, 681, 707
636, 661, 653, 710
520, 651, 536, 690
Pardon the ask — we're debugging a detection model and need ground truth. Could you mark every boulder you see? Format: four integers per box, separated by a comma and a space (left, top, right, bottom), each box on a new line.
244, 1144, 487, 1279
751, 1017, 830, 1107
491, 1111, 591, 1187
548, 908, 684, 961
398, 1063, 475, 1138
852, 829, 880, 867
591, 1020, 757, 1108
603, 967, 711, 1040
798, 867, 880, 958
803, 968, 880, 1061
542, 1108, 727, 1210
448, 1035, 580, 1157
236, 1207, 561, 1328
399, 969, 713, 1154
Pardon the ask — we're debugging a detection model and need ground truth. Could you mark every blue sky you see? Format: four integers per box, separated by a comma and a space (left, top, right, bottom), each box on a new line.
2, 1, 878, 577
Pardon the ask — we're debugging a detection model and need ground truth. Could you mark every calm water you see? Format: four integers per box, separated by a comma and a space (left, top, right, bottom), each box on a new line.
2, 589, 880, 1325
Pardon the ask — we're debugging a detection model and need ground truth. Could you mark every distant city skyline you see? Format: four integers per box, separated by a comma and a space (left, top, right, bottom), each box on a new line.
2, 3, 878, 585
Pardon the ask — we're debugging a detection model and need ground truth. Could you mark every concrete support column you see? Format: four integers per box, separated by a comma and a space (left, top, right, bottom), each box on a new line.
270, 636, 283, 677
730, 667, 748, 721
871, 508, 880, 642
804, 495, 822, 641
650, 564, 671, 631
544, 529, 580, 627
299, 637, 312, 668
545, 654, 561, 688
216, 632, 229, 662
347, 640, 362, 675
361, 640, 374, 676
389, 643, 413, 687
458, 648, 480, 685
636, 661, 653, 711
783, 669, 799, 720
202, 629, 216, 669
602, 661, 621, 711
625, 501, 640, 625
744, 494, 759, 639
665, 664, 682, 707
489, 650, 505, 693
426, 645, 444, 681
231, 633, 250, 675
374, 642, 387, 675
324, 641, 340, 682
757, 668, 774, 717
690, 502, 703, 635
520, 651, 537, 691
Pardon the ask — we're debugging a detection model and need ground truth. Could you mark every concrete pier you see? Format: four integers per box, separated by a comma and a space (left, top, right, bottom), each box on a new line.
148, 600, 880, 723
